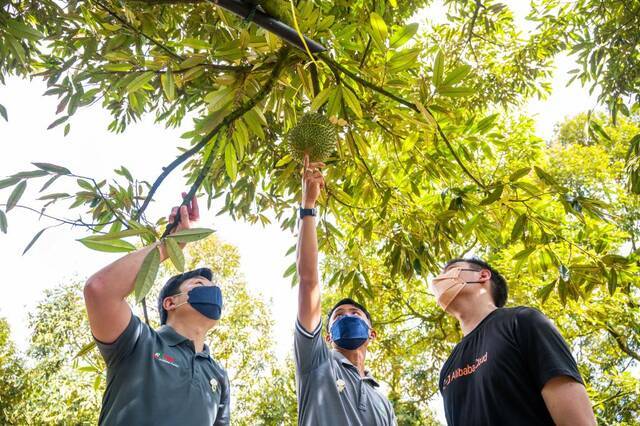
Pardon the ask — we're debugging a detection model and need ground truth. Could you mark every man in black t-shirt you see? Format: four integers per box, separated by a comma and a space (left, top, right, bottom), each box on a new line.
430, 257, 595, 426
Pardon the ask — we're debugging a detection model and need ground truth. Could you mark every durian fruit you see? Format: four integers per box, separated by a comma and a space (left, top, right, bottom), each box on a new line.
286, 112, 337, 163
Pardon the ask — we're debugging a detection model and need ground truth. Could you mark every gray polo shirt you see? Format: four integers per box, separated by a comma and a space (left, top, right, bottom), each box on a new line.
95, 313, 230, 426
294, 319, 397, 426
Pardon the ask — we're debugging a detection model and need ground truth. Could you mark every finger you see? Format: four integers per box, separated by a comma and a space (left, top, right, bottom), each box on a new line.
169, 206, 178, 220
190, 195, 200, 220
180, 205, 189, 228
308, 161, 326, 169
303, 154, 309, 170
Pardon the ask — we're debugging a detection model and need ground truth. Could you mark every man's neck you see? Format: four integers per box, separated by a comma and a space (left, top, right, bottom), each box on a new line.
166, 318, 209, 352
450, 298, 497, 336
336, 347, 368, 377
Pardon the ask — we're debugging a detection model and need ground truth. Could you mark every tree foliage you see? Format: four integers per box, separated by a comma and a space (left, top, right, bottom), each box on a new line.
1, 0, 639, 424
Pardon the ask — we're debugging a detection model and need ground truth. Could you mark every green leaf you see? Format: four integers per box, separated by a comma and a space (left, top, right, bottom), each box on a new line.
478, 185, 503, 205
536, 280, 557, 304
134, 246, 161, 302
438, 87, 475, 97
85, 229, 150, 241
126, 71, 154, 93
509, 167, 531, 182
0, 210, 7, 233
32, 162, 71, 175
161, 69, 176, 101
166, 227, 215, 243
590, 121, 611, 141
0, 104, 7, 121
164, 237, 185, 272
513, 246, 535, 261
0, 177, 20, 190
6, 19, 44, 41
475, 114, 499, 133
510, 214, 527, 242
275, 155, 293, 168
103, 63, 134, 72
389, 23, 419, 49
6, 180, 26, 211
22, 228, 47, 255
443, 64, 472, 86
75, 341, 96, 358
534, 166, 557, 186
342, 86, 363, 118
607, 268, 617, 295
283, 262, 297, 278
433, 50, 444, 87
387, 49, 420, 73
310, 87, 333, 112
224, 143, 238, 180
12, 170, 48, 179
47, 115, 69, 130
78, 237, 137, 253
369, 12, 388, 50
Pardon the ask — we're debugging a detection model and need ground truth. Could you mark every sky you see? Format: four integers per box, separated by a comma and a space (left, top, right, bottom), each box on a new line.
0, 1, 598, 423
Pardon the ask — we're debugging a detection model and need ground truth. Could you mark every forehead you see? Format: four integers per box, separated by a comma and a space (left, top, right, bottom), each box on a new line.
332, 304, 365, 317
180, 275, 211, 287
443, 261, 470, 272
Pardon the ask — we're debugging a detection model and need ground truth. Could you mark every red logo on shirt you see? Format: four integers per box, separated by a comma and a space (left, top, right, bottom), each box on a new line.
153, 352, 179, 367
443, 352, 488, 389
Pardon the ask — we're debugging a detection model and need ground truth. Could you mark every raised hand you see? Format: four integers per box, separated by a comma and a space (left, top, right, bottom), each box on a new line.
301, 154, 325, 209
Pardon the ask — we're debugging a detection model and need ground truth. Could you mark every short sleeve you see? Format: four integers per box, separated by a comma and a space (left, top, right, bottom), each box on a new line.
94, 312, 144, 368
514, 307, 584, 390
293, 319, 329, 375
214, 370, 231, 426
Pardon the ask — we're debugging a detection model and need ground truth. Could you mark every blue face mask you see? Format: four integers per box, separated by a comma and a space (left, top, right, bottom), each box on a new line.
330, 315, 370, 350
175, 286, 223, 320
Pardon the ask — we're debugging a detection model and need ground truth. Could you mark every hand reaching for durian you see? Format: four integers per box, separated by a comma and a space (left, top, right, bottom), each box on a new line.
302, 154, 325, 208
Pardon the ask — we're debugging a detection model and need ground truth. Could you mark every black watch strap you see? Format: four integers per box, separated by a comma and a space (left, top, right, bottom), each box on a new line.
299, 207, 317, 218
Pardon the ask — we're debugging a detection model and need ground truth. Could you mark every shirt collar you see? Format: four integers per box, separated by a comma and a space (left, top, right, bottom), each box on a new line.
158, 325, 212, 358
332, 350, 380, 387
157, 325, 190, 347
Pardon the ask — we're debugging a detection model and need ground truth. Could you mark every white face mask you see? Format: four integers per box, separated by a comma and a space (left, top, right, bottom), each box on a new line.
430, 267, 482, 311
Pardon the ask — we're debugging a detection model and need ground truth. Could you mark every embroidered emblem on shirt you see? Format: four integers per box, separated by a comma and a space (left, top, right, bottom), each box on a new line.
336, 378, 346, 393
152, 352, 179, 368
210, 378, 218, 392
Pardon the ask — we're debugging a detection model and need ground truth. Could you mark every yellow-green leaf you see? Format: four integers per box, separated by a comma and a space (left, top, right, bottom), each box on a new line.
164, 237, 185, 272
310, 87, 333, 112
161, 69, 176, 101
443, 64, 472, 86
389, 23, 419, 49
134, 246, 161, 302
78, 237, 137, 253
433, 50, 444, 87
224, 143, 237, 180
126, 71, 155, 93
369, 12, 388, 50
166, 227, 215, 243
342, 86, 363, 118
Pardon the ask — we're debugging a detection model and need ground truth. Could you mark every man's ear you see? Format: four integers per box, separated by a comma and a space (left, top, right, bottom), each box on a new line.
369, 328, 377, 341
480, 268, 492, 283
162, 296, 176, 312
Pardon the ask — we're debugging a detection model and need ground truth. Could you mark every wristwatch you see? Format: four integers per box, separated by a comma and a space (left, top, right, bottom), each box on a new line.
299, 207, 317, 219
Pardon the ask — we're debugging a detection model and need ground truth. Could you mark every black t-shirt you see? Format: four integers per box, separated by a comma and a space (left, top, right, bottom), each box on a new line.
439, 307, 583, 426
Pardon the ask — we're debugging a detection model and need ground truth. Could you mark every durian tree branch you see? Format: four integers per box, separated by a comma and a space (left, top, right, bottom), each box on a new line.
318, 52, 487, 190
136, 47, 290, 226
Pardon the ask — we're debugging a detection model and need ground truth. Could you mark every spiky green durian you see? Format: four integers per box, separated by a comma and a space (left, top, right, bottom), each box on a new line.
286, 113, 337, 163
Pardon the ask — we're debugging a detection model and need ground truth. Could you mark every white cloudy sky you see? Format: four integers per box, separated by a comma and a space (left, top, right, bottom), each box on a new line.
0, 1, 597, 422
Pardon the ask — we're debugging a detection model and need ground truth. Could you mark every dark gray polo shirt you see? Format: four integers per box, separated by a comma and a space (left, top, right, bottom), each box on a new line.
95, 313, 230, 426
294, 319, 397, 426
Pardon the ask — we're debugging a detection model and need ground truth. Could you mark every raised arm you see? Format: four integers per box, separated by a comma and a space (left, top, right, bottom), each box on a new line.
542, 376, 596, 426
296, 155, 325, 332
84, 194, 199, 343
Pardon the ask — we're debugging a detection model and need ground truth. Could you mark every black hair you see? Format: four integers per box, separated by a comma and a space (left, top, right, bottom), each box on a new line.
444, 258, 508, 307
325, 298, 372, 332
157, 267, 213, 324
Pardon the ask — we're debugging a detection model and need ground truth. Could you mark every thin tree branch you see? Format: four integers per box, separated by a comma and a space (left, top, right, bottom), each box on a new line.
606, 324, 640, 361
135, 47, 289, 227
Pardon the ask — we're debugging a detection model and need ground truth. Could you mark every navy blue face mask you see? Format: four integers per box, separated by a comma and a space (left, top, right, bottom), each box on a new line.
175, 285, 223, 320
330, 315, 370, 350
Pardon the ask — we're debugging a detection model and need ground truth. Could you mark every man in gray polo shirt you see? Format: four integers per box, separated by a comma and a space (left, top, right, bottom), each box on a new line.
84, 196, 230, 425
295, 155, 396, 426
